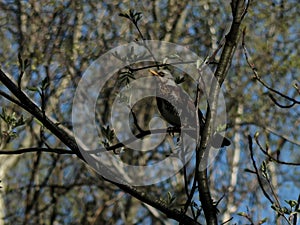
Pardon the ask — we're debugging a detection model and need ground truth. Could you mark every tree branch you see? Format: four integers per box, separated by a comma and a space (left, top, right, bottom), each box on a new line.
0, 68, 200, 225
242, 27, 300, 108
0, 147, 73, 155
0, 68, 82, 159
197, 1, 248, 224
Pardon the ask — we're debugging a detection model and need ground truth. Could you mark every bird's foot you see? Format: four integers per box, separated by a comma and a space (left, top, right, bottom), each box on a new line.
166, 126, 181, 136
166, 126, 181, 142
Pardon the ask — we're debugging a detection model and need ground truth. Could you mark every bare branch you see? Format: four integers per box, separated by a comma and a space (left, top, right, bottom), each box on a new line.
242, 28, 300, 108
0, 68, 82, 158
248, 135, 274, 205
197, 1, 249, 224
0, 147, 73, 155
0, 65, 201, 225
254, 135, 300, 166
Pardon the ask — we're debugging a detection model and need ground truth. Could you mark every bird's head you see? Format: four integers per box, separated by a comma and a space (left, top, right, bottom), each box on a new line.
149, 69, 173, 80
149, 69, 176, 88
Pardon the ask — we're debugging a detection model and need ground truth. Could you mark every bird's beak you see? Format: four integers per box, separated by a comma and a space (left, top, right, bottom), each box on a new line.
149, 69, 160, 76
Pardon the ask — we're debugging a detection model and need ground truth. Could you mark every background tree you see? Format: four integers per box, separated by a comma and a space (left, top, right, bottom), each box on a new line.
0, 0, 299, 225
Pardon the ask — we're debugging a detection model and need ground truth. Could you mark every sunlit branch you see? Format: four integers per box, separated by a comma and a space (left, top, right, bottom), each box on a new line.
248, 136, 292, 224
254, 135, 300, 166
231, 121, 300, 147
248, 135, 274, 204
242, 28, 300, 108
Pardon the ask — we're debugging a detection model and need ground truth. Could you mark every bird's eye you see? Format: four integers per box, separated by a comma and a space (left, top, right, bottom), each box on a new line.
158, 72, 165, 77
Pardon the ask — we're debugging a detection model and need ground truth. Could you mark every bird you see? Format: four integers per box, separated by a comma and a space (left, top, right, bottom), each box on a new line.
149, 69, 230, 148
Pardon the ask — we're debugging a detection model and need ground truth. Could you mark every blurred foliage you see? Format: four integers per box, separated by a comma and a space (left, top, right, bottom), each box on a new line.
0, 0, 299, 224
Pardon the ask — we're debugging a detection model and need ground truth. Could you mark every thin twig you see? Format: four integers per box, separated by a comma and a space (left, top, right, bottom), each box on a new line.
87, 127, 197, 154
248, 135, 274, 204
242, 27, 300, 108
0, 147, 73, 155
254, 136, 300, 166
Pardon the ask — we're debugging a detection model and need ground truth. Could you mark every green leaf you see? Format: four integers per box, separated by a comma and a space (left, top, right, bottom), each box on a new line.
0, 108, 7, 122
216, 123, 227, 132
237, 212, 247, 217
101, 125, 115, 143
261, 160, 269, 179
285, 200, 298, 208
119, 10, 142, 24
258, 218, 268, 224
169, 54, 180, 59
166, 192, 176, 205
41, 76, 50, 90
26, 86, 39, 92
34, 118, 44, 127
118, 13, 130, 19
167, 191, 172, 200
174, 76, 185, 84
281, 206, 290, 214
196, 59, 205, 69
14, 115, 25, 127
